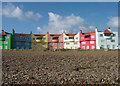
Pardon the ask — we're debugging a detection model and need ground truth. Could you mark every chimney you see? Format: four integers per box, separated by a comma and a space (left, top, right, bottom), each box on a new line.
95, 27, 98, 32
1, 29, 4, 33
80, 30, 82, 33
12, 29, 15, 35
30, 31, 32, 34
47, 32, 49, 34
108, 27, 111, 32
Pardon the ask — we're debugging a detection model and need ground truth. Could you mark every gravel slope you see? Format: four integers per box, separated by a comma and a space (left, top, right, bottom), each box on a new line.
1, 50, 119, 85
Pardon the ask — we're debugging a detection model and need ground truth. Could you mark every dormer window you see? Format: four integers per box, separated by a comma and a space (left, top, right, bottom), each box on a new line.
100, 34, 103, 37
85, 35, 90, 38
69, 37, 74, 39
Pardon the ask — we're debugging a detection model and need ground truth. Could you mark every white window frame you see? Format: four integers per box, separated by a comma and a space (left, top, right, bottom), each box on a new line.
91, 35, 95, 38
5, 46, 8, 49
90, 41, 94, 44
82, 42, 86, 44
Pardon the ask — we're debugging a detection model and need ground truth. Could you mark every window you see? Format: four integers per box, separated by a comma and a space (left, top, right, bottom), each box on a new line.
113, 45, 115, 49
34, 43, 37, 45
85, 35, 90, 38
82, 42, 86, 44
59, 47, 61, 49
66, 42, 69, 45
90, 41, 94, 44
58, 43, 61, 45
82, 46, 85, 49
59, 38, 62, 40
38, 47, 40, 50
43, 38, 46, 40
49, 47, 52, 50
92, 46, 94, 49
50, 43, 53, 45
33, 38, 35, 40
104, 33, 111, 36
36, 37, 42, 40
5, 46, 8, 49
55, 47, 57, 49
43, 47, 46, 50
4, 41, 8, 44
6, 36, 9, 39
0, 46, 2, 49
81, 37, 84, 39
49, 38, 52, 40
74, 42, 78, 45
111, 40, 115, 42
42, 43, 46, 45
107, 45, 110, 48
101, 40, 104, 42
100, 34, 103, 37
100, 45, 104, 49
69, 37, 74, 39
76, 37, 78, 39
87, 46, 89, 49
75, 46, 78, 49
16, 47, 19, 49
65, 38, 67, 40
33, 47, 36, 49
91, 36, 95, 38
113, 34, 116, 36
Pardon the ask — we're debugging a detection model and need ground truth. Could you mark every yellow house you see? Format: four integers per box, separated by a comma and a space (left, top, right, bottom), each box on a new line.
31, 32, 48, 50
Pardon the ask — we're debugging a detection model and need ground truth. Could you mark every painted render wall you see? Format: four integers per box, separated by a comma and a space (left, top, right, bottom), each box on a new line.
63, 32, 79, 49
96, 28, 118, 49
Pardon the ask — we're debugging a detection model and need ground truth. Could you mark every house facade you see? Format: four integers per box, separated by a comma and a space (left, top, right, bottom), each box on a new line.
47, 32, 64, 50
31, 32, 48, 50
79, 30, 96, 49
13, 30, 31, 49
63, 32, 80, 49
96, 27, 118, 49
0, 30, 13, 49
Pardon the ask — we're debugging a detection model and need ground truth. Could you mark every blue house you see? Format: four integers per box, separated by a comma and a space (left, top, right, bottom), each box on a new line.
12, 29, 31, 49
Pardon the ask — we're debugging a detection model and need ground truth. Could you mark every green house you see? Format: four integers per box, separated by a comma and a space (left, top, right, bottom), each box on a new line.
0, 30, 13, 49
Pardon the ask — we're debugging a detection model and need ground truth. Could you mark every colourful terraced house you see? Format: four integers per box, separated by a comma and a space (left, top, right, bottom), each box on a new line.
12, 29, 31, 49
47, 32, 64, 50
95, 27, 118, 49
79, 30, 96, 49
0, 30, 13, 49
63, 32, 80, 49
31, 32, 48, 50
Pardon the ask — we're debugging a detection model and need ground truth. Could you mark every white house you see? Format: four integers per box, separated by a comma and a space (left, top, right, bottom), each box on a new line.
63, 32, 80, 49
95, 27, 118, 49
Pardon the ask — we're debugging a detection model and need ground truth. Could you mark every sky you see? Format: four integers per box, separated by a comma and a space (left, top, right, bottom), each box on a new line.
2, 2, 118, 34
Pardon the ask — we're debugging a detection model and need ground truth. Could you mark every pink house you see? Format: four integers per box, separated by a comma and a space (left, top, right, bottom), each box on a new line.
79, 30, 96, 49
47, 32, 64, 50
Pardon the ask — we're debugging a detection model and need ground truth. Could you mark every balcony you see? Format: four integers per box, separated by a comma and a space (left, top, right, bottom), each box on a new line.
52, 39, 58, 42
85, 38, 91, 40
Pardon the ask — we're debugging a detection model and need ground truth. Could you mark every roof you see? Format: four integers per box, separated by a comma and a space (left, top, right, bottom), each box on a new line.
15, 33, 30, 36
104, 29, 112, 33
0, 31, 11, 35
83, 32, 95, 35
34, 34, 45, 36
50, 34, 61, 37
66, 34, 77, 36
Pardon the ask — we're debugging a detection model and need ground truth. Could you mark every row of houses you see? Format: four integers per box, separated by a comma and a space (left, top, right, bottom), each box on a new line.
0, 27, 118, 50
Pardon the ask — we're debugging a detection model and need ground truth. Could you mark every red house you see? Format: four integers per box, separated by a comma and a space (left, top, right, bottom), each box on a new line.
47, 32, 64, 50
79, 30, 96, 49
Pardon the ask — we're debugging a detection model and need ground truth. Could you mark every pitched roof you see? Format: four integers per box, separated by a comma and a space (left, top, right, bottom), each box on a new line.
15, 33, 30, 36
34, 34, 45, 36
66, 34, 77, 36
83, 32, 95, 35
50, 34, 61, 37
104, 29, 112, 33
